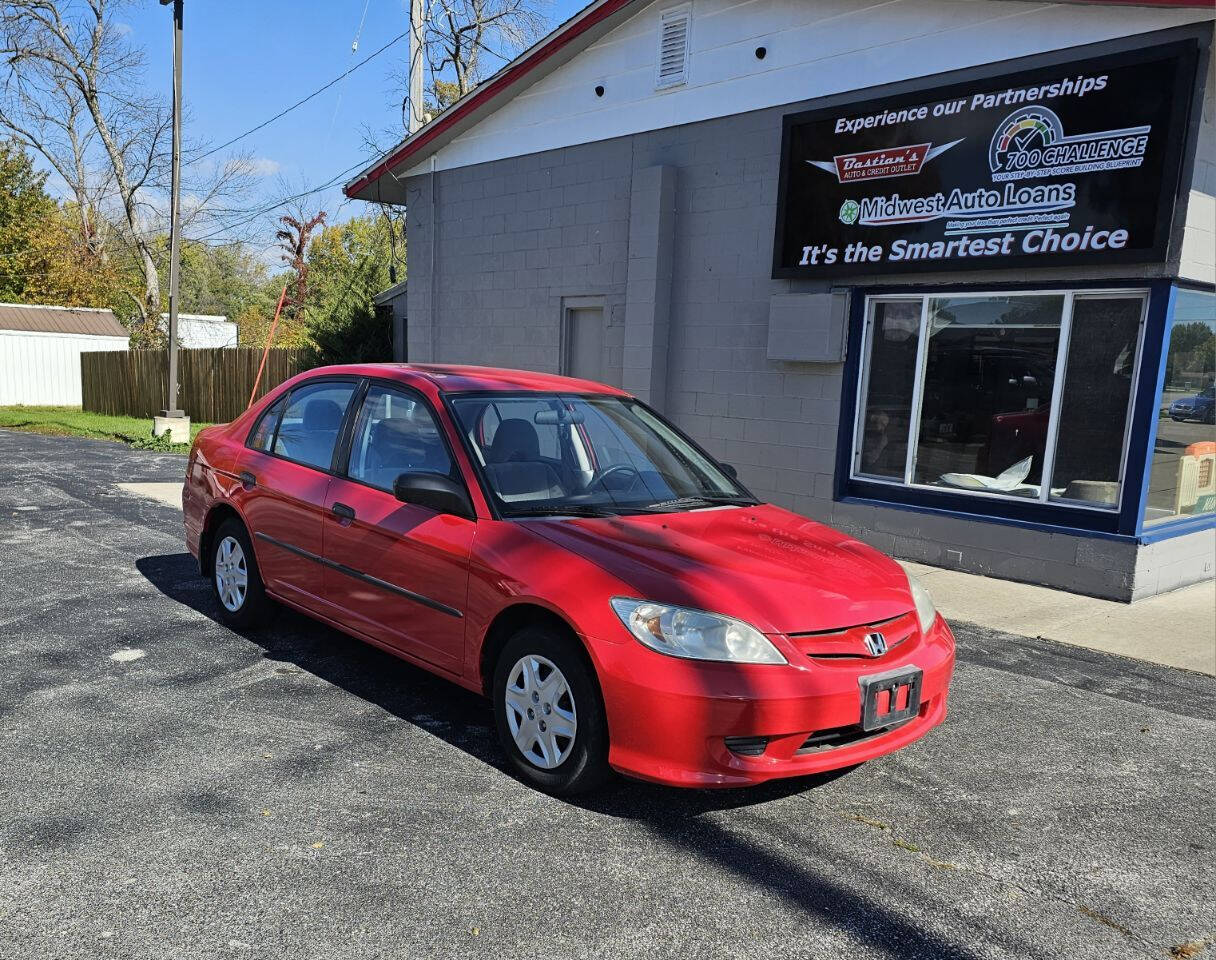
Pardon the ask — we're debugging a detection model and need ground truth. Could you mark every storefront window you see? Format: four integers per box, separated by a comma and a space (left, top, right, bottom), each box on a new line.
1143, 289, 1216, 527
854, 290, 1145, 509
913, 295, 1063, 494
1050, 296, 1141, 507
856, 300, 921, 481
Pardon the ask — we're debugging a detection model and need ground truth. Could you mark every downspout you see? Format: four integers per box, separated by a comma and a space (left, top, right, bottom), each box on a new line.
430, 153, 438, 362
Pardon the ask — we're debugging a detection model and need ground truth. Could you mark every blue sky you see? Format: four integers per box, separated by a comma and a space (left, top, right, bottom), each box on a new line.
112, 0, 584, 249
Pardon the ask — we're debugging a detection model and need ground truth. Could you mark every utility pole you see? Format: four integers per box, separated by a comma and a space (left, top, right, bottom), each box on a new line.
154, 0, 189, 443
408, 0, 425, 133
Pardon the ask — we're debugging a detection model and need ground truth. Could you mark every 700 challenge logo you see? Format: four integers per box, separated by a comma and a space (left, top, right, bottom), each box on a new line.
988, 105, 1150, 181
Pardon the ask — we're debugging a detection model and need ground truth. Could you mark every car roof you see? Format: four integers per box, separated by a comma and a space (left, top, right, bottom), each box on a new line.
300, 362, 631, 396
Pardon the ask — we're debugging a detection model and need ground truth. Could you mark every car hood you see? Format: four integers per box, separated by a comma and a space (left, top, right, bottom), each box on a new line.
521, 504, 914, 635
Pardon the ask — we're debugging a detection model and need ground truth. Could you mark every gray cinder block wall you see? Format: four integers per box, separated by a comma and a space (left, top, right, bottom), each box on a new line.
403, 43, 1214, 602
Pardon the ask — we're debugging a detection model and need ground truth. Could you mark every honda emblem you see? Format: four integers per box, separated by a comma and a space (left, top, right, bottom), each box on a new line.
863, 632, 888, 656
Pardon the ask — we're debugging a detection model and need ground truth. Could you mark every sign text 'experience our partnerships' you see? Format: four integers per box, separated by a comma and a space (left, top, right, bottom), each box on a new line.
772, 40, 1200, 278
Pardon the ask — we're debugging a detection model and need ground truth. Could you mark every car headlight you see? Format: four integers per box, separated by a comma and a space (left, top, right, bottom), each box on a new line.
610, 598, 787, 664
906, 572, 938, 634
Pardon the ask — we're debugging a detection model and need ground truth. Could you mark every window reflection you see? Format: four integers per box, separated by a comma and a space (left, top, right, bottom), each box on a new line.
853, 290, 1150, 511
913, 296, 1063, 496
1144, 289, 1216, 527
857, 300, 921, 480
1050, 297, 1141, 506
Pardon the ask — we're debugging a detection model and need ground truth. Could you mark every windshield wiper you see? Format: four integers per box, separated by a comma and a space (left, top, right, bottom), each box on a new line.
640, 495, 759, 512
507, 504, 621, 518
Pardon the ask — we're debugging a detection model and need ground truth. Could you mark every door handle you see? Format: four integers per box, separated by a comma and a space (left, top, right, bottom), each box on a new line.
331, 502, 356, 521
239, 470, 256, 489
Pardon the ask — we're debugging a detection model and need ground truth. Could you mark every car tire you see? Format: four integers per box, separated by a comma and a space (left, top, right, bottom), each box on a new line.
210, 517, 273, 629
492, 626, 611, 796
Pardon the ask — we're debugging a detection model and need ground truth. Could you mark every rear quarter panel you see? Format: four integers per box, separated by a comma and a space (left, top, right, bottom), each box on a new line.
184, 423, 248, 565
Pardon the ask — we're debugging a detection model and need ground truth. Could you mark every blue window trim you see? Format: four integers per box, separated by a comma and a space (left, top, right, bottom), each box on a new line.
1134, 282, 1216, 543
835, 278, 1189, 541
1125, 283, 1175, 535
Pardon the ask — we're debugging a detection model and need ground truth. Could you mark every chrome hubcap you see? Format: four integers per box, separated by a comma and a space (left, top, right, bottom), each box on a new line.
504, 655, 577, 769
214, 536, 249, 613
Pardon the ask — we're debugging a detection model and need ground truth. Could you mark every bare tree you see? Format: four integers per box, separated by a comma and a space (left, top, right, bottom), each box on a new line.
0, 0, 252, 337
0, 61, 109, 257
394, 0, 548, 127
275, 206, 327, 333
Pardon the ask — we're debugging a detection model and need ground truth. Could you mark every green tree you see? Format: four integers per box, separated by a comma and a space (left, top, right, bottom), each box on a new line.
0, 137, 56, 300
155, 238, 281, 343
0, 138, 121, 307
1166, 321, 1216, 387
303, 213, 404, 365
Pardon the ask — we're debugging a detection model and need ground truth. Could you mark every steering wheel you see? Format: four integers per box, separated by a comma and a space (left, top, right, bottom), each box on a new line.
588, 463, 642, 493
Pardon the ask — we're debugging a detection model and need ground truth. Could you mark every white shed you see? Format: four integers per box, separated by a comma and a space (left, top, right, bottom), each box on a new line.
0, 303, 129, 406
160, 313, 238, 348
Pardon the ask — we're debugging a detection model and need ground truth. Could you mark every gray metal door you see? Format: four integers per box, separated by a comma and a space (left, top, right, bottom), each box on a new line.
565, 306, 611, 384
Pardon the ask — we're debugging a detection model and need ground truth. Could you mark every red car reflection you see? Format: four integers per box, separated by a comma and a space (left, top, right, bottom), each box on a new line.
184, 364, 954, 793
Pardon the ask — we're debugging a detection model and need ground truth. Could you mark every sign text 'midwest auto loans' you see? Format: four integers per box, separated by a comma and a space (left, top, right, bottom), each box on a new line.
772, 40, 1200, 278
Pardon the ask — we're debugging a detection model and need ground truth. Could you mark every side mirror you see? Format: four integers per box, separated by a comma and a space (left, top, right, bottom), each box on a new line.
719, 462, 739, 480
393, 472, 474, 520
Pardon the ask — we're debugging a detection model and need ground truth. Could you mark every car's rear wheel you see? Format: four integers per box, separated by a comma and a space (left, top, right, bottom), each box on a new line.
210, 518, 272, 629
492, 626, 610, 795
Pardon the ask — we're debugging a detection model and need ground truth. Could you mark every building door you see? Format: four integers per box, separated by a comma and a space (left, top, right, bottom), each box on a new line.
563, 304, 619, 386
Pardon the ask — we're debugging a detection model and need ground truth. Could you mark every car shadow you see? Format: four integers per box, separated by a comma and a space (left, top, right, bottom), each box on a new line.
136, 551, 992, 959
137, 552, 856, 814
136, 551, 503, 767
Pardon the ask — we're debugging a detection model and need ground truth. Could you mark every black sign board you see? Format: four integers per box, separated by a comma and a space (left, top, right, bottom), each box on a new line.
772, 39, 1201, 278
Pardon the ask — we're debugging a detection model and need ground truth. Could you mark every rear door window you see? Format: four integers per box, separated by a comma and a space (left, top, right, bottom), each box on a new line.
247, 395, 287, 452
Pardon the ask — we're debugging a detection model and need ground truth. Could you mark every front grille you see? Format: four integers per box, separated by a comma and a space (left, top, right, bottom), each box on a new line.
724, 735, 769, 757
789, 612, 916, 660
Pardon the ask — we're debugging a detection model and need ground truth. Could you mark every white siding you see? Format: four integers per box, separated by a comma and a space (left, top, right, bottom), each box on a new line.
0, 330, 129, 406
1181, 53, 1215, 285
411, 0, 1213, 176
161, 314, 238, 349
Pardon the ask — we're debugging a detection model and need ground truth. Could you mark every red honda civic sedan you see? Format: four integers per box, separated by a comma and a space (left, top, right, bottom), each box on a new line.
184, 364, 954, 794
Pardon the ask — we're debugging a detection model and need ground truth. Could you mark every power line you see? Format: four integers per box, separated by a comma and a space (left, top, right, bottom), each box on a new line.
194, 31, 407, 164
190, 158, 372, 244
322, 0, 376, 158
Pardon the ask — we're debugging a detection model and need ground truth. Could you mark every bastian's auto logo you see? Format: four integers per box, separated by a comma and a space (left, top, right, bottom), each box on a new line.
863, 632, 888, 656
988, 105, 1151, 182
838, 199, 860, 225
809, 139, 962, 184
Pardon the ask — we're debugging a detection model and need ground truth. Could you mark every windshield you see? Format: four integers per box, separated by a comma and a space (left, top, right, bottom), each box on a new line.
449, 393, 757, 517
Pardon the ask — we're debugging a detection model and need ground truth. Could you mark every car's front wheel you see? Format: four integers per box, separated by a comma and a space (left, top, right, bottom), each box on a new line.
210, 517, 272, 629
492, 626, 611, 795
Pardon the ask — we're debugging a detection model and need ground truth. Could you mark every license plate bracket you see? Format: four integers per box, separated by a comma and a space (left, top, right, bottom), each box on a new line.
859, 666, 923, 732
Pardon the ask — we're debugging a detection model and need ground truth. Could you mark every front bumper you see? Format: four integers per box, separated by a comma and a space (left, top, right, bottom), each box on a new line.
592, 617, 955, 788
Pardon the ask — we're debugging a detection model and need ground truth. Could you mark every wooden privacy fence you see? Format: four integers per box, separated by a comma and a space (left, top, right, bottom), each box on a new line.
81, 348, 309, 423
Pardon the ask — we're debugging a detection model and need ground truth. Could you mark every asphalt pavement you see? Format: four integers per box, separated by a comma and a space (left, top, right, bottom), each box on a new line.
1, 429, 1213, 960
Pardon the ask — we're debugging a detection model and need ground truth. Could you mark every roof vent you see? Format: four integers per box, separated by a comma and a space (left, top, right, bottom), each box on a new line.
655, 5, 691, 90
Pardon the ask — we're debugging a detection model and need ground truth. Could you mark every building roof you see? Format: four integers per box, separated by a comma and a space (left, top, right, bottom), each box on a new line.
345, 0, 1212, 204
0, 303, 128, 338
345, 0, 647, 203
373, 279, 408, 304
